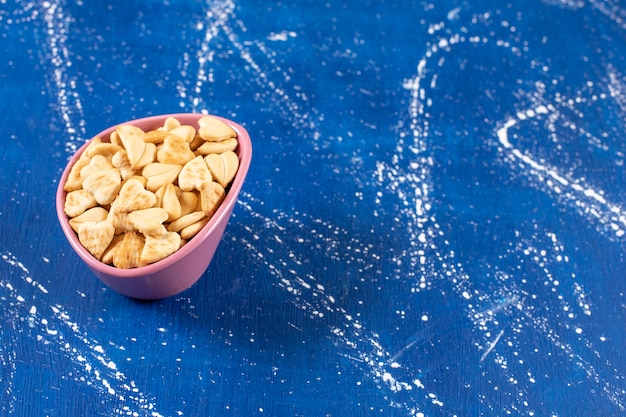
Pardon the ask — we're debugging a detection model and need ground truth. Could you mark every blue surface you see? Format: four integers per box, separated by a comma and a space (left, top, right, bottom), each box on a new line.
2, 1, 626, 416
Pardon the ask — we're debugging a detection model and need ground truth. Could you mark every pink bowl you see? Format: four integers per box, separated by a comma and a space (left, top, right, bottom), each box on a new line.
56, 113, 252, 300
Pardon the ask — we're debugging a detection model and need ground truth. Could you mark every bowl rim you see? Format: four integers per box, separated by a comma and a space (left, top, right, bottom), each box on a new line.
56, 112, 252, 278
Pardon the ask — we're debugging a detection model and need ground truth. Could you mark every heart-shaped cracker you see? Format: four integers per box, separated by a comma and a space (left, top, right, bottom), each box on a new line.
117, 124, 144, 136
69, 207, 109, 233
77, 220, 115, 260
166, 211, 206, 233
108, 209, 136, 235
64, 155, 91, 192
64, 189, 98, 218
109, 130, 122, 147
178, 156, 212, 192
125, 135, 146, 168
140, 231, 182, 265
197, 116, 236, 142
200, 181, 225, 218
194, 138, 238, 155
168, 125, 196, 143
157, 135, 195, 165
124, 175, 148, 188
112, 231, 145, 269
161, 183, 182, 221
100, 234, 125, 265
115, 178, 157, 212
178, 191, 199, 217
80, 154, 114, 180
83, 136, 103, 154
112, 150, 137, 180
119, 132, 147, 169
189, 134, 205, 151
154, 183, 166, 207
128, 207, 169, 236
142, 129, 169, 144
161, 117, 181, 131
204, 151, 239, 188
86, 142, 123, 159
142, 162, 182, 192
134, 142, 157, 169
82, 168, 122, 205
180, 217, 210, 240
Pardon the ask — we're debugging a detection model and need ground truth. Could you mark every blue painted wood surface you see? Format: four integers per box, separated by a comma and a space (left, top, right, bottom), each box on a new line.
1, 1, 625, 416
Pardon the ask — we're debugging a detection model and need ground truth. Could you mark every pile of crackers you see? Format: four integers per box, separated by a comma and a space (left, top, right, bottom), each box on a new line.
63, 116, 239, 268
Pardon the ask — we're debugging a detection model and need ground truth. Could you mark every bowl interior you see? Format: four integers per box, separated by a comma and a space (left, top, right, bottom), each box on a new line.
56, 113, 252, 279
